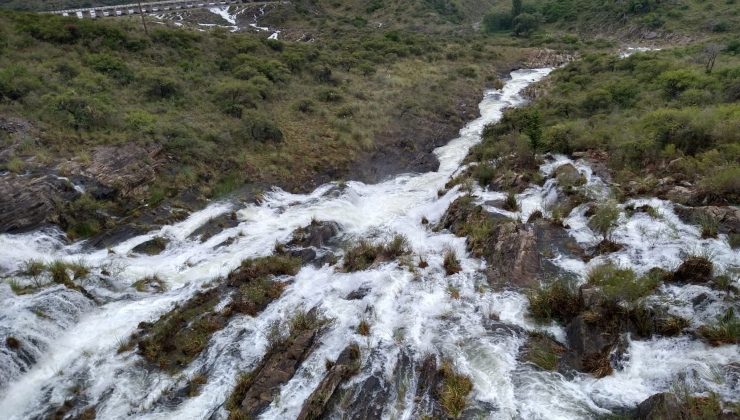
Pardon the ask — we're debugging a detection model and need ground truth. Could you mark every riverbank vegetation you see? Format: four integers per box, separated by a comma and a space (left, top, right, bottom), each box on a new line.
0, 6, 537, 238
469, 46, 740, 206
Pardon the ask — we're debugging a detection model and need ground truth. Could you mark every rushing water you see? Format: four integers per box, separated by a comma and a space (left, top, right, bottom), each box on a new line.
1, 68, 738, 419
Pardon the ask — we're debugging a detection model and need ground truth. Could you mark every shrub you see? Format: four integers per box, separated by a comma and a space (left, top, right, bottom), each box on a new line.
239, 112, 283, 143
503, 191, 518, 211
317, 89, 342, 102
524, 332, 565, 371
343, 235, 410, 272
85, 53, 132, 83
699, 166, 740, 199
357, 320, 370, 336
143, 70, 182, 100
213, 80, 260, 118
587, 263, 658, 303
657, 69, 703, 98
49, 91, 111, 130
0, 65, 39, 101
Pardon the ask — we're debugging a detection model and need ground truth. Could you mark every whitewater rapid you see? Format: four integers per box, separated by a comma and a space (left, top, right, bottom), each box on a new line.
1, 67, 738, 419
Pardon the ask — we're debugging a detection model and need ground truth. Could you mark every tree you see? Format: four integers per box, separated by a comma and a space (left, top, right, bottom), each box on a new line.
482, 11, 513, 32
702, 44, 721, 74
513, 13, 539, 37
512, 0, 523, 17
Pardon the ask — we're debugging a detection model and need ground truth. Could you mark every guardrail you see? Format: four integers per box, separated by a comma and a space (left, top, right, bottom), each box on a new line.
48, 0, 274, 18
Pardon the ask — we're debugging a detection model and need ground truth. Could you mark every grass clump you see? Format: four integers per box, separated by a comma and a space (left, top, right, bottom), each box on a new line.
586, 263, 660, 303
698, 308, 739, 346
21, 259, 46, 287
503, 191, 518, 212
136, 288, 224, 371
438, 360, 473, 419
523, 332, 565, 371
527, 277, 581, 323
132, 275, 167, 293
589, 201, 620, 242
443, 249, 462, 275
357, 319, 371, 336
697, 213, 719, 239
342, 235, 410, 272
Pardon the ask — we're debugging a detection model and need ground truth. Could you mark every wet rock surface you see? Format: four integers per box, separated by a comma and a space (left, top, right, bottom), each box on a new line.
674, 205, 740, 235
187, 212, 239, 242
131, 237, 169, 255
64, 145, 160, 199
231, 309, 326, 418
0, 175, 77, 233
296, 343, 361, 420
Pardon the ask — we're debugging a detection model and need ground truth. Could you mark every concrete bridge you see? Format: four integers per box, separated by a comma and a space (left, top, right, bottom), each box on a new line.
48, 0, 278, 19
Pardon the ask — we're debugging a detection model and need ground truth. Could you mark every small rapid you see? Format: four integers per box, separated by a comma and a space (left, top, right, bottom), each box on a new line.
1, 66, 737, 419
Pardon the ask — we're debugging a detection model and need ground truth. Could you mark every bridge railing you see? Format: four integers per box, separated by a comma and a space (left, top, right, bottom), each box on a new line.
48, 0, 253, 16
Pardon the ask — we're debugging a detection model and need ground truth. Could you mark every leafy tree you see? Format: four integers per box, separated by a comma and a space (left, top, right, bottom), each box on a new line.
482, 11, 513, 32
512, 13, 539, 37
512, 0, 523, 17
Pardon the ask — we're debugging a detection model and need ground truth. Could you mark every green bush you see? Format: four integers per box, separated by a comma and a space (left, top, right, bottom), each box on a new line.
49, 91, 111, 130
657, 69, 703, 98
482, 11, 512, 32
239, 112, 283, 143
587, 263, 659, 303
589, 201, 620, 241
85, 53, 132, 83
142, 70, 182, 100
512, 13, 539, 37
527, 277, 581, 323
643, 108, 711, 155
213, 80, 260, 118
0, 65, 38, 101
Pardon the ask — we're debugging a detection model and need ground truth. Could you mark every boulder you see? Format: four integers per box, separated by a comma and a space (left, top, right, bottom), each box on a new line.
239, 328, 321, 416
674, 205, 740, 235
65, 144, 160, 198
554, 163, 586, 187
564, 314, 619, 376
0, 175, 77, 233
664, 186, 697, 206
633, 393, 684, 420
131, 237, 169, 255
484, 222, 541, 289
288, 220, 341, 248
188, 212, 239, 242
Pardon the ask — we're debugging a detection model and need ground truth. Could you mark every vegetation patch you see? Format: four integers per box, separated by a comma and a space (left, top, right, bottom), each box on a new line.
698, 308, 739, 346
586, 263, 659, 304
443, 249, 462, 276
227, 309, 330, 419
342, 235, 410, 272
437, 360, 474, 419
126, 255, 301, 371
522, 332, 565, 371
527, 277, 581, 323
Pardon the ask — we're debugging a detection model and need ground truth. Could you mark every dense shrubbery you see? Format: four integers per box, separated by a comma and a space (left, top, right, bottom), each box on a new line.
472, 48, 740, 203
0, 8, 512, 235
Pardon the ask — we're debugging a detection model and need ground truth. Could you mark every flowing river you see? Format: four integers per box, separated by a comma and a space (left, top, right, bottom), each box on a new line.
0, 67, 738, 419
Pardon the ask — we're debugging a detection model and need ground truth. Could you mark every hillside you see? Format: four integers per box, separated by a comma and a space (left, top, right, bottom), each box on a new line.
0, 8, 536, 240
